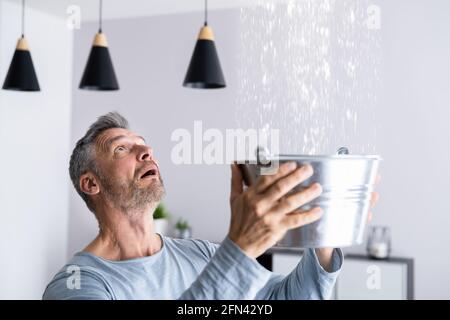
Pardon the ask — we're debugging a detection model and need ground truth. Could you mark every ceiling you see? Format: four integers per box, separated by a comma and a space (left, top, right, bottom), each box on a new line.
5, 0, 289, 21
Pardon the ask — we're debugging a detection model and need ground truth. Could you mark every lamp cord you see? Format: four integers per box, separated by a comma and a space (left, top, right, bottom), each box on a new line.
99, 0, 103, 33
21, 0, 25, 37
204, 0, 208, 26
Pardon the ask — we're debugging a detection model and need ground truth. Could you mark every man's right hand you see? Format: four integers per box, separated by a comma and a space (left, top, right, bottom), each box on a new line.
228, 162, 324, 259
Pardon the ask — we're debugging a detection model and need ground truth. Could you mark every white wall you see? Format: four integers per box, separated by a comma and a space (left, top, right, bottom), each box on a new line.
68, 0, 450, 299
68, 9, 240, 256
0, 1, 73, 299
372, 0, 450, 300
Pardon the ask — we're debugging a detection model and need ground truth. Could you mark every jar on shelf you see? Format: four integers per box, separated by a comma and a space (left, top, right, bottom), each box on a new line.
366, 226, 391, 259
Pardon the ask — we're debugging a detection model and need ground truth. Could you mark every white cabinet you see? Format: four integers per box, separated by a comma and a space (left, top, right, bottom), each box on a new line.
335, 255, 413, 300
272, 252, 303, 275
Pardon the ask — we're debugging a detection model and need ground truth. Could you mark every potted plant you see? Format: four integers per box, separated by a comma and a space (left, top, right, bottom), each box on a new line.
174, 219, 192, 239
153, 203, 170, 236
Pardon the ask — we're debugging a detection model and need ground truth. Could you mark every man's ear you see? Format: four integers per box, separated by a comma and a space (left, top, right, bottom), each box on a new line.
80, 173, 100, 196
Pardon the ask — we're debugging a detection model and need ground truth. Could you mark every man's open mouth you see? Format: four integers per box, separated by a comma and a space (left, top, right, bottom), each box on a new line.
140, 168, 158, 179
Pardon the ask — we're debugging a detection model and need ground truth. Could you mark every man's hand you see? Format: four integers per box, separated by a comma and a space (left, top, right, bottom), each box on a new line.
367, 174, 381, 223
228, 162, 323, 259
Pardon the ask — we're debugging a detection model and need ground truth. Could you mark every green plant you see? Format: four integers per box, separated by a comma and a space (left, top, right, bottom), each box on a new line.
153, 203, 170, 220
175, 219, 190, 230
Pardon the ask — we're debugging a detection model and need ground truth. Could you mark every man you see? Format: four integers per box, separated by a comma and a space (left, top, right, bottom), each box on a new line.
43, 112, 378, 300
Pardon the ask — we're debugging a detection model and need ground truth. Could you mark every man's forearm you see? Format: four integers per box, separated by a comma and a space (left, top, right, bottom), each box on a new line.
315, 248, 335, 273
179, 237, 271, 300
255, 248, 343, 300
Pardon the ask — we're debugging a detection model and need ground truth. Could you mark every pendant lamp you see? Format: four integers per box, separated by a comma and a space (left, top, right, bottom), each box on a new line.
183, 0, 226, 89
79, 0, 119, 90
2, 0, 40, 91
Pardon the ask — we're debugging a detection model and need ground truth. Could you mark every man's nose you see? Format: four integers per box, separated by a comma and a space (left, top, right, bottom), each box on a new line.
137, 145, 154, 161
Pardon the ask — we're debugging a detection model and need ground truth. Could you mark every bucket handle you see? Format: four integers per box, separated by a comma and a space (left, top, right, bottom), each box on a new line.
337, 147, 349, 155
256, 146, 272, 167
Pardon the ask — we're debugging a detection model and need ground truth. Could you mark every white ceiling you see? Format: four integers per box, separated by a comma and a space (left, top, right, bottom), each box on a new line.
5, 0, 288, 21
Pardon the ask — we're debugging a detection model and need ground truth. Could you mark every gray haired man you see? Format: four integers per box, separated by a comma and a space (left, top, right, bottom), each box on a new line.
43, 112, 378, 300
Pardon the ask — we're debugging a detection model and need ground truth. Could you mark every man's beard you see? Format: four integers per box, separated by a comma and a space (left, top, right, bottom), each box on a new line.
97, 170, 166, 214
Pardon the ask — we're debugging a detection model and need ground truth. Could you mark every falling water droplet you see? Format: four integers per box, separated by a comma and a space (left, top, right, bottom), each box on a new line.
236, 0, 380, 156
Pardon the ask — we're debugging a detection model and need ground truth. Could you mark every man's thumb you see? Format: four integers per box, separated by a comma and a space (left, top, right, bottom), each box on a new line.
230, 163, 243, 200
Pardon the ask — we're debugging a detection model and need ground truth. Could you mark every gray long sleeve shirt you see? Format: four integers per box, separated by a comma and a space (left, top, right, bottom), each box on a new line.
43, 236, 343, 300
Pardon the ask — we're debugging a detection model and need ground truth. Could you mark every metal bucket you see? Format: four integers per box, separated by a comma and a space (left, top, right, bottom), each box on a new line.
238, 149, 381, 248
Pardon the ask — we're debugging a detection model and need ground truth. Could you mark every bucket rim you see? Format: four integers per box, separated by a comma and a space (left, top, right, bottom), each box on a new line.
237, 155, 383, 163
275, 154, 382, 161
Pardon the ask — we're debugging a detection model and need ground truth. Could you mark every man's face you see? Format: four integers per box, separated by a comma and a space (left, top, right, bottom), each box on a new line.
93, 128, 165, 213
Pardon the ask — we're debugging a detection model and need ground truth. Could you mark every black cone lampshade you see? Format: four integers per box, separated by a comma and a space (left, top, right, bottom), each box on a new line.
79, 32, 119, 90
2, 37, 40, 91
183, 25, 226, 89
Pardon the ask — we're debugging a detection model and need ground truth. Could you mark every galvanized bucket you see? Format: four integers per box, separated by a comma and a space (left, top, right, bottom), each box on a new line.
238, 148, 381, 248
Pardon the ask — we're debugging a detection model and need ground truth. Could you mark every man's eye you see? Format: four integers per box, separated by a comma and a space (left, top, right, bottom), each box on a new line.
114, 146, 127, 153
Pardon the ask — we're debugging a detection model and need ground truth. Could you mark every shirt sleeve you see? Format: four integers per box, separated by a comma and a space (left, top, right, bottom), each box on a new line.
255, 248, 344, 300
178, 236, 272, 300
42, 268, 113, 300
